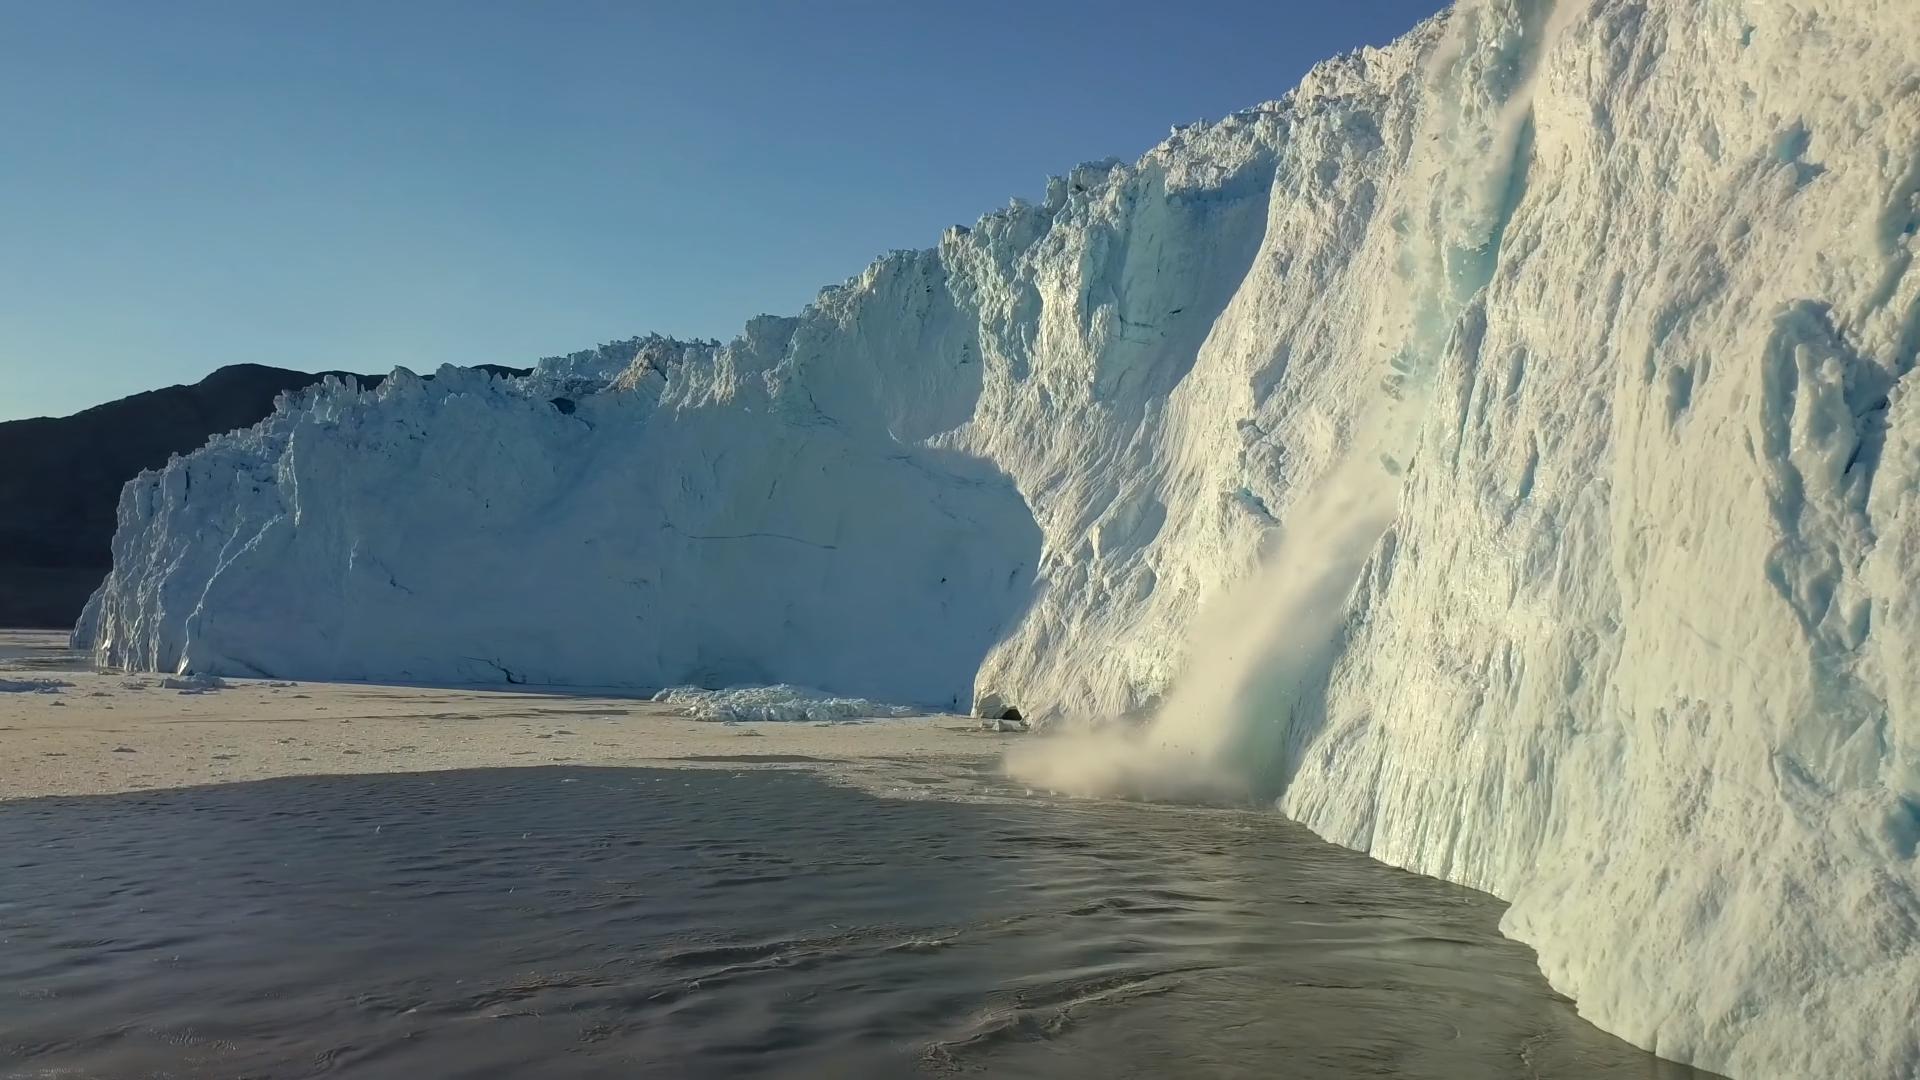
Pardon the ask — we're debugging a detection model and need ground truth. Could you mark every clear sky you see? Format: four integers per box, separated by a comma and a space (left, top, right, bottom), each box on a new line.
0, 0, 1445, 421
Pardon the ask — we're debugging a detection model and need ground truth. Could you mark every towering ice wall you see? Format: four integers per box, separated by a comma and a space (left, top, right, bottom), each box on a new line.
1277, 3, 1920, 1078
78, 1, 1918, 1076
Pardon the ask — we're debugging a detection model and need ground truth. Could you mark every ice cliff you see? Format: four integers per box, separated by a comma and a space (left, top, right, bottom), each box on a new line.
76, 1, 1919, 1076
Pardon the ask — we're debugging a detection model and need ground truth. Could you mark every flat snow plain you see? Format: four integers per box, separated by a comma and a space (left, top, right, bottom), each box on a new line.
0, 632, 993, 803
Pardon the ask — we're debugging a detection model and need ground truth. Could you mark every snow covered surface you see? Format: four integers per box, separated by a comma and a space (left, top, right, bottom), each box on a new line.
72, 1, 1919, 1076
0, 633, 991, 803
651, 685, 921, 724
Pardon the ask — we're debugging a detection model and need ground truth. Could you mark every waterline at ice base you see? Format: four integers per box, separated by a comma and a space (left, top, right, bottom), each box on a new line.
76, 1, 1920, 1076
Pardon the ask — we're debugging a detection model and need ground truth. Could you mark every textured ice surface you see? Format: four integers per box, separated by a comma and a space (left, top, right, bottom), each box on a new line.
651, 685, 921, 724
0, 678, 70, 694
74, 1, 1919, 1076
159, 674, 229, 693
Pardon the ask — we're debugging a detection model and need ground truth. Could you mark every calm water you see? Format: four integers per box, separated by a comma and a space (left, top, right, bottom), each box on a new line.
0, 765, 1715, 1079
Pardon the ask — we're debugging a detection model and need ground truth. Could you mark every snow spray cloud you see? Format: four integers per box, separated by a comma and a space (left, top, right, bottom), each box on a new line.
1006, 0, 1576, 805
1005, 413, 1408, 804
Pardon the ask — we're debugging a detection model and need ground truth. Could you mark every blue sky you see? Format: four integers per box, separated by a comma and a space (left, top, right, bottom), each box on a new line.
0, 1, 1444, 421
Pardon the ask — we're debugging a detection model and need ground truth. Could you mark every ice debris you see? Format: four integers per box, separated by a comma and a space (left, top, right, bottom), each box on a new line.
0, 678, 71, 694
652, 685, 921, 724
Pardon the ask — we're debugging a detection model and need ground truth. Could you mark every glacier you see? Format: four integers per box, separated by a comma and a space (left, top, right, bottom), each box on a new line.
73, 0, 1919, 1076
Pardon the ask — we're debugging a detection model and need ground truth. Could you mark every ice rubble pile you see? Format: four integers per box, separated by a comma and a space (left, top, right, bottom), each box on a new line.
75, 1, 1919, 1076
651, 684, 920, 723
0, 678, 70, 694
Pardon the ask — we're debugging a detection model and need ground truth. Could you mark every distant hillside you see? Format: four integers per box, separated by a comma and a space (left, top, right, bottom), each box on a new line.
0, 362, 527, 628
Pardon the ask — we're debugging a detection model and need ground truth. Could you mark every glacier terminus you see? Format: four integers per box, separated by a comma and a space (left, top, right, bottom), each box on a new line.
71, 1, 1920, 1077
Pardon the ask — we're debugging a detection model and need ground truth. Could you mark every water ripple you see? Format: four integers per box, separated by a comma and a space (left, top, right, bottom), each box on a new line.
0, 767, 1719, 1079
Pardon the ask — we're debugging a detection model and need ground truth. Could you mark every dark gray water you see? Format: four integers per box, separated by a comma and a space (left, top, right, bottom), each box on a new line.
0, 766, 1714, 1079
